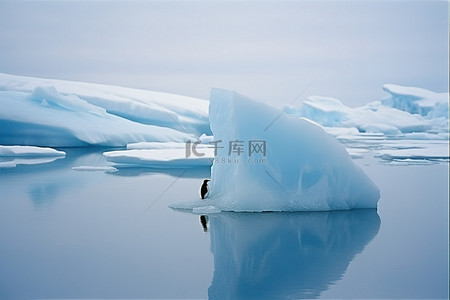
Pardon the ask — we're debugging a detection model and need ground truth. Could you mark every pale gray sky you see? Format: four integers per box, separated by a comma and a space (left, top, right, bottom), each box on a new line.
0, 0, 448, 107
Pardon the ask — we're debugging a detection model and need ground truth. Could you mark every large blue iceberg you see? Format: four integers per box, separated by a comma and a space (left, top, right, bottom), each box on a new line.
0, 73, 210, 147
204, 89, 380, 211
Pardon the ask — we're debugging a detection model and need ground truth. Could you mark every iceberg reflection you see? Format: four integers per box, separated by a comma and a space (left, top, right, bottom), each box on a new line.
208, 209, 380, 299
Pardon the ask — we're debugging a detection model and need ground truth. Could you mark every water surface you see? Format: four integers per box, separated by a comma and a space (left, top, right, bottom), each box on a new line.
0, 149, 448, 299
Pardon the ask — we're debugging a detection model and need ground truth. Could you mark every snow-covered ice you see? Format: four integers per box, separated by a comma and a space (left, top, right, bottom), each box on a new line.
0, 73, 210, 136
0, 73, 447, 166
172, 89, 380, 212
285, 96, 434, 134
285, 84, 448, 136
382, 84, 449, 118
0, 145, 65, 168
0, 145, 66, 157
0, 73, 210, 147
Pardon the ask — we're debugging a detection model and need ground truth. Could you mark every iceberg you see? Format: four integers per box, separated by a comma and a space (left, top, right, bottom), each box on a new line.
0, 73, 212, 147
286, 96, 433, 134
0, 86, 194, 147
285, 85, 448, 135
382, 84, 449, 119
173, 89, 380, 212
0, 73, 210, 136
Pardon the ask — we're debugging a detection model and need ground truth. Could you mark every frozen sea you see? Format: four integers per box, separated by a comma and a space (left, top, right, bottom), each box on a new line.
0, 148, 448, 299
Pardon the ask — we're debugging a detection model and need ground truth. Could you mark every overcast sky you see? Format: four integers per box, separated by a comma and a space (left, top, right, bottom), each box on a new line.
0, 0, 448, 107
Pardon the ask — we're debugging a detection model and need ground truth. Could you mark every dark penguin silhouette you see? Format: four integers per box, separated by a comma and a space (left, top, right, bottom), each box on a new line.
200, 179, 210, 199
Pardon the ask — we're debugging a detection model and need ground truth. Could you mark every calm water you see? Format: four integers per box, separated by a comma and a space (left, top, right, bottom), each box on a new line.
0, 148, 448, 299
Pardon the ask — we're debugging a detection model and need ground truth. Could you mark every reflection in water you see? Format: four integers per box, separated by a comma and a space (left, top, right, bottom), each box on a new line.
200, 215, 209, 232
208, 209, 380, 299
0, 148, 211, 209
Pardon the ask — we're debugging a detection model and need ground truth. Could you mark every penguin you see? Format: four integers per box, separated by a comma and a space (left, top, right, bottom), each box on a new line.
200, 179, 210, 199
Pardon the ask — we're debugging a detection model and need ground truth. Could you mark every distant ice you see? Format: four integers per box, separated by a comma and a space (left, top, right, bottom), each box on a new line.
382, 84, 449, 119
377, 145, 449, 161
282, 85, 448, 165
286, 96, 433, 134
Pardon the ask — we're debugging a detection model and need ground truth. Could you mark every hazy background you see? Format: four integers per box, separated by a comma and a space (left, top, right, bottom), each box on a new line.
0, 0, 448, 107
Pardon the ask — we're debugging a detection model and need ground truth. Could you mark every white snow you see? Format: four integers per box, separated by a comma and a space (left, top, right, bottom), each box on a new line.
104, 147, 214, 168
172, 89, 380, 212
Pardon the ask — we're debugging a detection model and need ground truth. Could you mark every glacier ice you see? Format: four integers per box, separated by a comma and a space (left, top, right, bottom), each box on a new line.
178, 89, 380, 212
0, 73, 211, 147
0, 86, 194, 147
286, 96, 433, 134
285, 84, 448, 135
0, 73, 210, 136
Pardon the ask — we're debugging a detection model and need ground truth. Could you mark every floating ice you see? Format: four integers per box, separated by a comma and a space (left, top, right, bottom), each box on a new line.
0, 145, 65, 168
72, 166, 118, 172
104, 147, 214, 168
377, 145, 449, 161
172, 89, 380, 212
126, 141, 188, 150
0, 145, 66, 157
